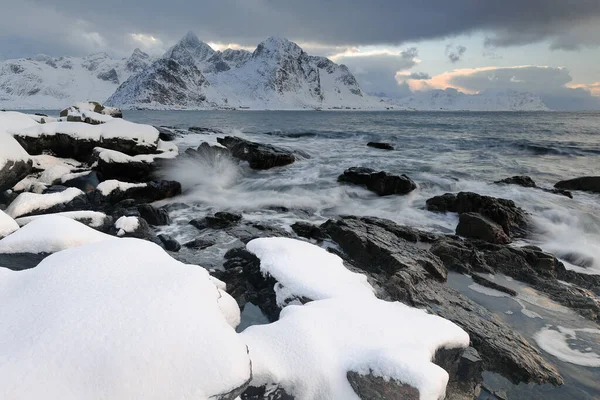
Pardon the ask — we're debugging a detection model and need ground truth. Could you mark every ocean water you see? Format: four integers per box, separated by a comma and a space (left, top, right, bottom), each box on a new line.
124, 110, 600, 399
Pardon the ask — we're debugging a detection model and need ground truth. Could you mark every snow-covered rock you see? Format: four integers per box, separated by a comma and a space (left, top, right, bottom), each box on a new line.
0, 50, 153, 109
388, 88, 549, 111
241, 297, 470, 400
0, 210, 19, 239
114, 215, 141, 237
0, 215, 115, 254
15, 211, 112, 231
0, 238, 252, 399
6, 187, 88, 218
0, 131, 32, 192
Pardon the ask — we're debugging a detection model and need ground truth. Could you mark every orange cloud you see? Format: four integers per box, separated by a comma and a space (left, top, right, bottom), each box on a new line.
569, 82, 600, 96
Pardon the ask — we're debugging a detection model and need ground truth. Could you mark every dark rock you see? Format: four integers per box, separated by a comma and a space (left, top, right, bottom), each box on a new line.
426, 192, 528, 238
0, 158, 33, 192
217, 136, 295, 170
456, 212, 512, 244
544, 188, 573, 199
43, 185, 69, 194
190, 211, 242, 230
15, 192, 91, 218
155, 126, 178, 141
214, 248, 281, 321
435, 347, 483, 399
338, 167, 417, 196
495, 175, 536, 188
226, 222, 292, 244
241, 385, 294, 400
94, 151, 154, 182
183, 238, 215, 249
290, 221, 327, 241
555, 176, 600, 193
137, 204, 171, 226
89, 180, 182, 207
189, 126, 224, 134
347, 371, 420, 400
321, 216, 447, 281
111, 216, 153, 240
323, 215, 563, 387
471, 274, 518, 296
61, 171, 100, 193
367, 141, 394, 150
158, 234, 181, 252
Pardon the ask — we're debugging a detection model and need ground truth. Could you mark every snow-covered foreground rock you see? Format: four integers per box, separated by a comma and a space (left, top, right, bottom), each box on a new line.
0, 114, 34, 192
0, 210, 19, 239
242, 297, 469, 400
0, 239, 251, 399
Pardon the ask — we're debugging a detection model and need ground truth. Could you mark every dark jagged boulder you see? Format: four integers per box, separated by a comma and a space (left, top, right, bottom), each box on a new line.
155, 126, 178, 141
241, 385, 294, 400
94, 149, 155, 182
555, 176, 600, 193
426, 192, 528, 238
183, 238, 215, 249
89, 180, 182, 207
495, 175, 537, 188
0, 158, 33, 193
137, 204, 171, 226
158, 234, 181, 252
190, 211, 242, 230
217, 136, 295, 170
367, 142, 394, 150
338, 167, 416, 196
347, 371, 420, 400
321, 215, 563, 387
290, 221, 327, 241
456, 212, 512, 244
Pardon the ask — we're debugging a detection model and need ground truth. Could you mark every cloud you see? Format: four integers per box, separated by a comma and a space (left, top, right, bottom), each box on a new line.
1, 0, 600, 58
333, 48, 419, 98
446, 44, 467, 63
407, 72, 431, 80
570, 82, 600, 96
406, 66, 600, 110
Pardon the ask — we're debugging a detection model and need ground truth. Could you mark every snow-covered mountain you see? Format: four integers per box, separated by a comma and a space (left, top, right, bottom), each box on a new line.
0, 50, 154, 109
387, 88, 549, 111
107, 32, 374, 110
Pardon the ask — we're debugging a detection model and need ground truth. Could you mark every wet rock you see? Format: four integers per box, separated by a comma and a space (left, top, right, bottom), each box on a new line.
456, 212, 512, 244
214, 247, 281, 321
471, 274, 518, 296
321, 216, 447, 281
89, 180, 182, 207
226, 222, 292, 244
555, 176, 600, 193
137, 204, 171, 226
0, 159, 33, 193
367, 141, 394, 150
544, 188, 573, 199
158, 234, 181, 252
323, 215, 563, 387
290, 221, 327, 241
434, 346, 483, 399
426, 192, 528, 238
155, 126, 178, 141
94, 150, 154, 182
217, 136, 295, 170
61, 171, 100, 193
347, 371, 420, 400
189, 126, 224, 134
190, 211, 242, 230
183, 238, 216, 249
241, 385, 294, 400
338, 167, 417, 196
495, 175, 537, 188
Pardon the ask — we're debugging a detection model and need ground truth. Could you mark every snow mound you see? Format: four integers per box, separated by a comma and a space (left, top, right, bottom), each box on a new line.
95, 143, 178, 164
15, 211, 110, 229
0, 215, 114, 254
0, 111, 40, 132
97, 179, 146, 195
242, 297, 470, 400
115, 216, 140, 236
247, 237, 374, 306
0, 210, 19, 239
0, 239, 251, 399
5, 187, 84, 219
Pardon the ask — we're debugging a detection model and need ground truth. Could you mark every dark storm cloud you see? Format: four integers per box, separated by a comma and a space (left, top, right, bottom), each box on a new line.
408, 72, 431, 80
445, 44, 467, 63
1, 0, 600, 58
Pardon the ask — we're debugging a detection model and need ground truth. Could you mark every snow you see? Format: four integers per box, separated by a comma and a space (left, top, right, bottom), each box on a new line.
61, 170, 92, 183
14, 118, 159, 148
115, 216, 140, 236
0, 131, 30, 172
0, 210, 19, 238
247, 237, 375, 306
15, 211, 110, 229
0, 111, 40, 131
0, 215, 115, 254
5, 187, 84, 219
534, 325, 600, 367
31, 154, 81, 171
95, 143, 178, 164
68, 107, 113, 123
217, 289, 242, 329
0, 238, 251, 399
96, 179, 146, 195
241, 297, 470, 400
37, 164, 72, 185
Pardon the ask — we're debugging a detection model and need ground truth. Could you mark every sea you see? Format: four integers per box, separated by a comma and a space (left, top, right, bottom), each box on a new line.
36, 109, 600, 399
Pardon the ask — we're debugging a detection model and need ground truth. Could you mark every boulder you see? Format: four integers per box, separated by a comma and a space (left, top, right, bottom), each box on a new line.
154, 126, 178, 141
217, 136, 295, 170
93, 148, 154, 182
110, 216, 152, 240
495, 175, 536, 188
426, 192, 528, 238
6, 188, 90, 219
338, 167, 417, 196
456, 212, 512, 244
61, 171, 100, 193
89, 180, 182, 207
290, 221, 327, 241
554, 176, 600, 193
367, 141, 394, 150
347, 371, 419, 400
157, 234, 181, 252
183, 238, 216, 249
0, 159, 33, 193
190, 211, 242, 230
137, 204, 171, 226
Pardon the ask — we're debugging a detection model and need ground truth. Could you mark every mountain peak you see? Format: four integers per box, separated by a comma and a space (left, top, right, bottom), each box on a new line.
181, 31, 202, 46
165, 31, 215, 64
254, 37, 303, 58
131, 48, 149, 58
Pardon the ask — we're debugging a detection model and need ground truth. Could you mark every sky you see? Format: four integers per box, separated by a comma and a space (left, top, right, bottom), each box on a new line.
1, 0, 599, 109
